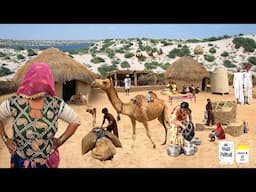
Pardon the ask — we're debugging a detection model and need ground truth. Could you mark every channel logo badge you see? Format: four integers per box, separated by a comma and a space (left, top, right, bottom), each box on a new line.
236, 145, 249, 164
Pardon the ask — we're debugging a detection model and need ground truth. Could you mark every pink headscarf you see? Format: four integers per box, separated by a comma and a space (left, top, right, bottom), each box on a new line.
16, 62, 56, 98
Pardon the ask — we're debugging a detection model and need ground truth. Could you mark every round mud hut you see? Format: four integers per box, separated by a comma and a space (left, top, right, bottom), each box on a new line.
12, 48, 96, 101
194, 45, 204, 55
164, 56, 209, 91
210, 66, 229, 94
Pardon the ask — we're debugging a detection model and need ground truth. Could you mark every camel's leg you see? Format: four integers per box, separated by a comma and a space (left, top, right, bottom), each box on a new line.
129, 117, 136, 148
92, 108, 96, 127
158, 113, 167, 145
142, 121, 156, 148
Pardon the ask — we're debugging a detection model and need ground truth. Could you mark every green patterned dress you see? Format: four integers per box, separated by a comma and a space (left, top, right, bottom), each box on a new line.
9, 95, 64, 163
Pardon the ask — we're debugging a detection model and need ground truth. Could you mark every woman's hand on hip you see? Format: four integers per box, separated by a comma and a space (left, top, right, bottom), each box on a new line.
5, 138, 16, 154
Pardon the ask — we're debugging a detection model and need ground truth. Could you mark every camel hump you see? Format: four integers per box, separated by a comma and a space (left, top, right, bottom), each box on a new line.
81, 130, 97, 155
91, 137, 116, 161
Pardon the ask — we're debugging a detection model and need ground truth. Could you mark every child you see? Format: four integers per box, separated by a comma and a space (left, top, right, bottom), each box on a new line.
101, 108, 119, 138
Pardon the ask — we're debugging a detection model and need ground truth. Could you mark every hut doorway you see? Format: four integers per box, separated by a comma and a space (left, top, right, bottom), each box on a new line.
63, 80, 76, 101
202, 77, 210, 91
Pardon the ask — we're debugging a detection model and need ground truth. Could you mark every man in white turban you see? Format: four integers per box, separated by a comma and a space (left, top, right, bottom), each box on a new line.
233, 67, 244, 104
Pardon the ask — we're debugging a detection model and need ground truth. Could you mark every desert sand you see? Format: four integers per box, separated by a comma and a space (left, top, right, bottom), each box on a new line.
0, 87, 255, 168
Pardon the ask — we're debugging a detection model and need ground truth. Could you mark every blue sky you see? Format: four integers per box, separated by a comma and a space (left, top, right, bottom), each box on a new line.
0, 24, 255, 41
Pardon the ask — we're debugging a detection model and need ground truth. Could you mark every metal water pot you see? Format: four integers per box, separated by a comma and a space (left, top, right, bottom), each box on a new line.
191, 137, 201, 145
183, 143, 197, 156
167, 144, 181, 157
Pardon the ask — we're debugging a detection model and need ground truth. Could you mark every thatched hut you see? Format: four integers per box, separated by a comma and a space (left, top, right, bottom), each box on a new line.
164, 56, 209, 90
12, 48, 96, 101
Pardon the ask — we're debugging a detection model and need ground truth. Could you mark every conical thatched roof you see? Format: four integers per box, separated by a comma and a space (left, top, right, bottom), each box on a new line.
13, 48, 96, 86
164, 56, 209, 81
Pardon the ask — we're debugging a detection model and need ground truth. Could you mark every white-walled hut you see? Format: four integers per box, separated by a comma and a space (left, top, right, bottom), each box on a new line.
12, 48, 96, 101
164, 56, 209, 90
210, 66, 229, 94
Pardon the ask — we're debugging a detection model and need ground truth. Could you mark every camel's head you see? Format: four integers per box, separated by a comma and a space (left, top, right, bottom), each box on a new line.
91, 78, 113, 91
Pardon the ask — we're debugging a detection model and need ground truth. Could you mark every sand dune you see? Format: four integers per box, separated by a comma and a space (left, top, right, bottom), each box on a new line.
0, 87, 255, 168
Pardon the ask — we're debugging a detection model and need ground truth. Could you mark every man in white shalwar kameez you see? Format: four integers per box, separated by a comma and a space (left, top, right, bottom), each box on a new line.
233, 67, 244, 104
243, 65, 253, 104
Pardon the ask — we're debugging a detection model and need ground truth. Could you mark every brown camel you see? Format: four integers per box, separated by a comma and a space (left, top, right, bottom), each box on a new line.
91, 78, 170, 148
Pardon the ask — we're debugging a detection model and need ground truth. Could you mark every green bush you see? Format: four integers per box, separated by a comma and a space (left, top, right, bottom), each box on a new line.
144, 61, 160, 70
161, 41, 173, 46
108, 52, 115, 58
123, 42, 133, 50
185, 39, 200, 43
17, 54, 25, 60
27, 49, 37, 56
232, 37, 256, 52
111, 60, 120, 65
223, 60, 236, 68
124, 52, 134, 58
120, 61, 130, 68
209, 47, 216, 54
4, 56, 10, 60
221, 51, 229, 57
167, 47, 190, 58
0, 66, 13, 77
150, 39, 159, 44
248, 56, 256, 65
208, 43, 213, 46
177, 44, 182, 48
161, 63, 170, 70
98, 64, 117, 76
204, 54, 215, 62
91, 57, 105, 64
0, 52, 6, 57
102, 39, 115, 50
116, 48, 125, 53
152, 47, 158, 53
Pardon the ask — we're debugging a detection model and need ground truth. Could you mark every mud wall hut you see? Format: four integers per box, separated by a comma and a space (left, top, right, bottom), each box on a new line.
164, 56, 209, 91
12, 48, 96, 102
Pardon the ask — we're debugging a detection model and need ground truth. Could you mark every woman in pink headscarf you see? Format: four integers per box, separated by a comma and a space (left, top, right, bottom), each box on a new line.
0, 62, 81, 168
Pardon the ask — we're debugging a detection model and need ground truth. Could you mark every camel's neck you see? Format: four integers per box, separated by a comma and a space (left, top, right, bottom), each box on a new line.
105, 86, 132, 116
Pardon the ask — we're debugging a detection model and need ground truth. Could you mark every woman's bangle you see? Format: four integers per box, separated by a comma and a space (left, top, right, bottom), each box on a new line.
2, 135, 8, 143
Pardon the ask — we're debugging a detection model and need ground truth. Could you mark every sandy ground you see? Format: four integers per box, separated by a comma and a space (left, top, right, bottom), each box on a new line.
0, 87, 255, 168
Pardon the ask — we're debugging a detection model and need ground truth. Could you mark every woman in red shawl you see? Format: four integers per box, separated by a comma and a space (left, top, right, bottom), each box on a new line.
0, 62, 81, 168
213, 122, 225, 140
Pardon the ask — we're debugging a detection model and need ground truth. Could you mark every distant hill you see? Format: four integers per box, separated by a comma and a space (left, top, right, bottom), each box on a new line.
0, 34, 256, 81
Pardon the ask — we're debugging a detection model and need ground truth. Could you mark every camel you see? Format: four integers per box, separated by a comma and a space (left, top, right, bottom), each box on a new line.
69, 93, 96, 127
91, 78, 170, 148
86, 107, 96, 127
